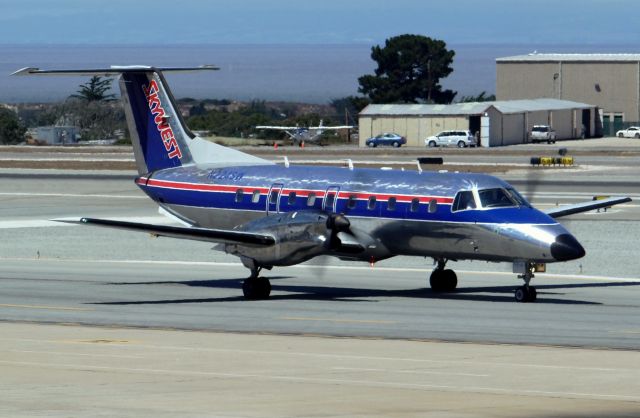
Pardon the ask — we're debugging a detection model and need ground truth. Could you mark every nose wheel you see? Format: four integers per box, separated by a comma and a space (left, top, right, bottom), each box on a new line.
514, 262, 537, 303
514, 285, 537, 302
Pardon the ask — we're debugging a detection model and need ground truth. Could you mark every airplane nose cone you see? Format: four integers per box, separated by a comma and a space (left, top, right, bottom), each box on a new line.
551, 234, 586, 261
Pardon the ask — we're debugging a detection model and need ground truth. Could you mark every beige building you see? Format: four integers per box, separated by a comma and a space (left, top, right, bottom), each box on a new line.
359, 99, 596, 147
497, 54, 640, 134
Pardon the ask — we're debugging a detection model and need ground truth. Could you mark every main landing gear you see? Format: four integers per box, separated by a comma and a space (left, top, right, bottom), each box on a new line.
514, 262, 537, 303
429, 258, 458, 292
242, 266, 272, 300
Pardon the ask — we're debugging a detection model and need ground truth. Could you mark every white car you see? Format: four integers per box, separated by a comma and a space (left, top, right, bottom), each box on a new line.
616, 126, 640, 138
425, 130, 477, 148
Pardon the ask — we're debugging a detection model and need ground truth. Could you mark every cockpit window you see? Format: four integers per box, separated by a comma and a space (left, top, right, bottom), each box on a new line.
452, 190, 477, 211
478, 187, 528, 208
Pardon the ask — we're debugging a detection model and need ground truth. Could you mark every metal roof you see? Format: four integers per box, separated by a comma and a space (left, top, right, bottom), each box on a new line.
497, 53, 640, 62
359, 99, 594, 116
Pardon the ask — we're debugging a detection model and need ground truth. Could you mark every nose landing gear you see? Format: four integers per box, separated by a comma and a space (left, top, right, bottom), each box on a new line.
514, 261, 538, 303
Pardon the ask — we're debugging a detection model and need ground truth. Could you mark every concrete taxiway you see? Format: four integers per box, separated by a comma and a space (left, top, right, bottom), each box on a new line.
1, 160, 639, 417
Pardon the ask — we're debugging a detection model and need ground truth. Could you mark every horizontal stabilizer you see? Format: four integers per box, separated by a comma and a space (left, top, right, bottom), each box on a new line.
56, 217, 275, 247
12, 65, 219, 77
545, 196, 632, 218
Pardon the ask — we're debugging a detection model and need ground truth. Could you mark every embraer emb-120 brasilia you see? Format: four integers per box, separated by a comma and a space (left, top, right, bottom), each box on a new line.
14, 65, 630, 303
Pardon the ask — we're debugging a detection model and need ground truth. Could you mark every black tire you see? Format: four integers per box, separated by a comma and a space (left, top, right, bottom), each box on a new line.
514, 286, 536, 303
367, 142, 376, 148
392, 141, 400, 148
457, 141, 466, 148
427, 141, 436, 148
242, 278, 271, 300
443, 269, 458, 291
635, 133, 640, 139
430, 269, 457, 292
618, 133, 624, 138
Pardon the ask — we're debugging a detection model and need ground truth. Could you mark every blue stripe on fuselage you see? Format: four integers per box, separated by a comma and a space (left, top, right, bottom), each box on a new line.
137, 164, 557, 225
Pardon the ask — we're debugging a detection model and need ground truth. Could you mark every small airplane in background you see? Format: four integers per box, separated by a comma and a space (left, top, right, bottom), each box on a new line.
14, 65, 631, 303
256, 120, 354, 145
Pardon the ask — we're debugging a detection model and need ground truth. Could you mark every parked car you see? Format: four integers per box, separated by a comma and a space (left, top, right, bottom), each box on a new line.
616, 126, 640, 138
425, 130, 477, 148
365, 132, 406, 148
529, 125, 556, 144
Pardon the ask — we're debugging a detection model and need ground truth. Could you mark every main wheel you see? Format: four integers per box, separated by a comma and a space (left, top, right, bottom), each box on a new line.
635, 133, 640, 139
618, 133, 624, 138
457, 141, 466, 148
442, 269, 458, 290
427, 141, 436, 148
242, 277, 272, 300
367, 142, 376, 148
392, 141, 400, 148
430, 269, 457, 292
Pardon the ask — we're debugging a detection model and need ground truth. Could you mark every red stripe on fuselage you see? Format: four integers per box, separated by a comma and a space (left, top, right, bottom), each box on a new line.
142, 178, 454, 204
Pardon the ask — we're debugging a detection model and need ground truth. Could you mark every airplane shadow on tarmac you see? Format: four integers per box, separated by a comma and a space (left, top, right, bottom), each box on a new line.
92, 277, 640, 306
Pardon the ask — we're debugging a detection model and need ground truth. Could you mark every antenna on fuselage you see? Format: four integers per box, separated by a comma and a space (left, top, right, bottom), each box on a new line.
416, 160, 423, 174
343, 159, 354, 170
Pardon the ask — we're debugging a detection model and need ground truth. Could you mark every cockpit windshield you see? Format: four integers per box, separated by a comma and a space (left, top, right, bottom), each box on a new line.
478, 187, 529, 208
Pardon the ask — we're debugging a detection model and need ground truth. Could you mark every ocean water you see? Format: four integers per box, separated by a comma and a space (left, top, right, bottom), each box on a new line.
1, 43, 638, 104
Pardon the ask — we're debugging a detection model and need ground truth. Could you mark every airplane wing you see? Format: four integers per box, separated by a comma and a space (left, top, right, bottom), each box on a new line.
255, 126, 299, 130
308, 125, 353, 130
57, 217, 275, 247
545, 196, 631, 218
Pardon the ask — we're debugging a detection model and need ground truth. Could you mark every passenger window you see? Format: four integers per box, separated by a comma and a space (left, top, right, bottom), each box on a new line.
235, 188, 244, 203
428, 199, 438, 214
387, 197, 396, 211
367, 196, 377, 210
347, 195, 357, 209
453, 190, 477, 211
287, 191, 296, 205
307, 193, 316, 207
251, 190, 260, 203
410, 198, 420, 212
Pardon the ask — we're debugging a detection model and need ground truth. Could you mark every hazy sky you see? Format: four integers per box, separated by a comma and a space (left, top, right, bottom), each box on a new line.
0, 0, 637, 45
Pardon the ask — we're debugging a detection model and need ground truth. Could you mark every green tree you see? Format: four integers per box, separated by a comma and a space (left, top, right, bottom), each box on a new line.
358, 34, 456, 104
0, 107, 27, 144
71, 76, 116, 102
459, 91, 496, 103
331, 96, 370, 123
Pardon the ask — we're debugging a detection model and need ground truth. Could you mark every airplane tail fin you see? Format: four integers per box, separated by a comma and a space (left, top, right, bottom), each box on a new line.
13, 66, 270, 174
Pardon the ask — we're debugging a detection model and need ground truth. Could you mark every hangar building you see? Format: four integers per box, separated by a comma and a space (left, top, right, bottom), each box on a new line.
358, 99, 596, 147
496, 54, 640, 135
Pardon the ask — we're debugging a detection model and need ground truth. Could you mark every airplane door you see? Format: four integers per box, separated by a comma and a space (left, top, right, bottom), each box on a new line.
267, 183, 284, 214
323, 186, 340, 213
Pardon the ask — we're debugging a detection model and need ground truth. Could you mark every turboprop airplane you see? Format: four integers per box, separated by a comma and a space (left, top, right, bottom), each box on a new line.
256, 120, 353, 145
14, 65, 631, 302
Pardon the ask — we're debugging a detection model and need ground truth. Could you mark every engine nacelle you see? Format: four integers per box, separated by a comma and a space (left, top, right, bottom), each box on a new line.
224, 211, 333, 267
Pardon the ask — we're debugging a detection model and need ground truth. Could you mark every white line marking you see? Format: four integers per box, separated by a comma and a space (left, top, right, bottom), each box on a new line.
0, 192, 144, 199
0, 216, 174, 230
332, 366, 489, 377
1, 257, 638, 282
0, 360, 636, 401
3, 349, 142, 359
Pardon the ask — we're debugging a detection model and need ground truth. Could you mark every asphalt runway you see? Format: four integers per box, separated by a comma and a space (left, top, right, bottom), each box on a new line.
1, 167, 639, 417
